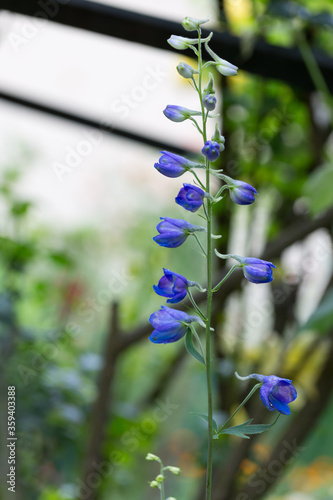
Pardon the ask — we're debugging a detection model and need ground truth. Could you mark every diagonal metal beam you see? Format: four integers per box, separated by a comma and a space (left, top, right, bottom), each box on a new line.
0, 89, 191, 155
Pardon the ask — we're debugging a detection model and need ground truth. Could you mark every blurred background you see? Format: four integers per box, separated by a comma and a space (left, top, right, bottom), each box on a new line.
0, 0, 333, 499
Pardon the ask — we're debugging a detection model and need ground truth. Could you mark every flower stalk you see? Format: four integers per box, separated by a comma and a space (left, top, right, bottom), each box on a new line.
148, 15, 296, 500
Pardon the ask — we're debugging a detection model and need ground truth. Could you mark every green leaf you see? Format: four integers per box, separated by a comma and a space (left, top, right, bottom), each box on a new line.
184, 329, 205, 365
190, 412, 218, 433
298, 288, 333, 335
303, 162, 333, 215
10, 201, 32, 217
215, 417, 279, 440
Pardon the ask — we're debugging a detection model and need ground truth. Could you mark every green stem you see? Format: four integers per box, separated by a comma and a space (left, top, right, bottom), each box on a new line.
193, 232, 207, 257
296, 29, 333, 125
189, 324, 206, 362
197, 28, 214, 500
212, 264, 239, 292
188, 289, 207, 321
191, 169, 205, 189
160, 481, 165, 500
217, 383, 262, 433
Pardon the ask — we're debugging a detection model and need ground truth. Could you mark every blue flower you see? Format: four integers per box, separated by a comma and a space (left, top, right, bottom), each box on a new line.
149, 306, 200, 343
236, 373, 297, 415
163, 105, 201, 123
202, 141, 220, 162
175, 183, 206, 212
153, 268, 189, 303
229, 180, 258, 205
240, 257, 276, 284
203, 95, 217, 111
153, 217, 205, 248
260, 376, 297, 415
154, 151, 199, 178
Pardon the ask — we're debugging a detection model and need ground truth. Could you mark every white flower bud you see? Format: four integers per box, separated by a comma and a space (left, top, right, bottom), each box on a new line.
177, 62, 198, 79
168, 35, 198, 50
182, 16, 210, 31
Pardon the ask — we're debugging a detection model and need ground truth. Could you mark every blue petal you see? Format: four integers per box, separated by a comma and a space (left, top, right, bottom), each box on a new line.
260, 384, 274, 412
272, 381, 297, 403
153, 233, 188, 248
268, 394, 291, 415
149, 325, 188, 343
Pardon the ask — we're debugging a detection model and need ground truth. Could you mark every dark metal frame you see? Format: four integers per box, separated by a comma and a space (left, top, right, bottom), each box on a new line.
1, 0, 333, 149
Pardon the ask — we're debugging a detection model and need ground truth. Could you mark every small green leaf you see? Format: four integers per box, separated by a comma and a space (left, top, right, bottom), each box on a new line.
298, 288, 333, 335
303, 162, 333, 215
10, 201, 32, 217
184, 329, 205, 365
215, 416, 279, 440
190, 412, 218, 433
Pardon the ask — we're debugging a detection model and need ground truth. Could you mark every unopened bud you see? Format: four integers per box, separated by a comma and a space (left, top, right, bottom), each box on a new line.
182, 16, 210, 31
168, 35, 199, 50
177, 62, 198, 79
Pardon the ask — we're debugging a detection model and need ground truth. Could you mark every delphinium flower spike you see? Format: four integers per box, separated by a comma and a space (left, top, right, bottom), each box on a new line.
148, 15, 287, 500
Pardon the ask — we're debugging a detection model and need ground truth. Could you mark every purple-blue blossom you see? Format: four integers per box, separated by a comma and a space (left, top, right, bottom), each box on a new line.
229, 180, 258, 205
153, 268, 189, 303
149, 306, 200, 343
240, 257, 276, 284
236, 373, 297, 415
154, 151, 199, 178
203, 95, 217, 111
153, 217, 205, 248
163, 105, 201, 123
175, 184, 206, 212
202, 141, 220, 162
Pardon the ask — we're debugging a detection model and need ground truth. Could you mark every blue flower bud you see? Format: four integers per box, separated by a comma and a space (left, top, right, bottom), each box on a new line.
168, 35, 199, 50
163, 105, 202, 123
175, 183, 206, 212
229, 180, 258, 205
181, 16, 210, 31
177, 62, 198, 79
203, 95, 217, 111
205, 44, 238, 76
149, 306, 200, 343
240, 257, 276, 284
236, 373, 297, 415
153, 217, 205, 248
153, 268, 189, 303
154, 151, 200, 178
201, 141, 220, 162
